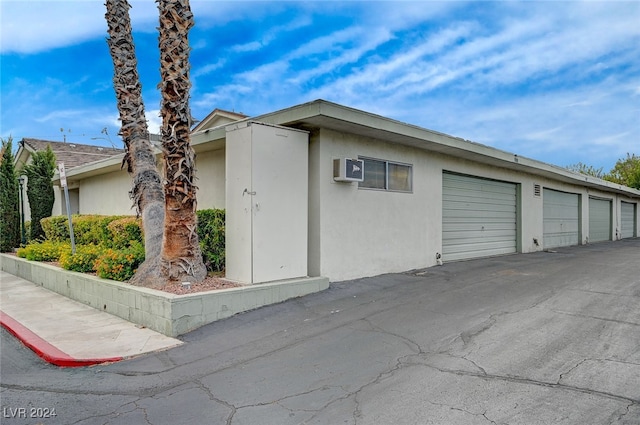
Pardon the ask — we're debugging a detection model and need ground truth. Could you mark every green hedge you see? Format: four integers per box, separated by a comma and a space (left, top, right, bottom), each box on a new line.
107, 216, 143, 249
197, 208, 225, 272
41, 215, 128, 245
20, 210, 225, 280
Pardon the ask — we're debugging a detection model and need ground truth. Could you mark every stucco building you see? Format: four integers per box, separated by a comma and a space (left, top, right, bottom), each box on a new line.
17, 100, 640, 283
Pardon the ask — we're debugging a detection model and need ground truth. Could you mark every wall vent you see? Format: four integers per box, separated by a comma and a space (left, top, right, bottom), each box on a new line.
534, 184, 541, 197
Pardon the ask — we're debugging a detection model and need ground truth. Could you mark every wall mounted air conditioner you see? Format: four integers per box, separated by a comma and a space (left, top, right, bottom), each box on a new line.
333, 158, 364, 182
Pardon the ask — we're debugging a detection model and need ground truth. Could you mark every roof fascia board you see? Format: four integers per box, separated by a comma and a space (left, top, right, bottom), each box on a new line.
52, 154, 125, 183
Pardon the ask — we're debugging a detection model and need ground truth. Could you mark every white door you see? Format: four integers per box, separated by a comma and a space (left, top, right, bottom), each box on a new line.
543, 189, 580, 249
225, 122, 309, 284
442, 173, 517, 261
251, 123, 308, 283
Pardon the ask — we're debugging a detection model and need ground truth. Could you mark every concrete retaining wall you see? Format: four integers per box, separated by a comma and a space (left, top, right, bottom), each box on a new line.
0, 254, 329, 337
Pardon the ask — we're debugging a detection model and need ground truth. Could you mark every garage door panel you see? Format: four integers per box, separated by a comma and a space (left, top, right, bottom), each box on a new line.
444, 209, 516, 220
443, 242, 516, 261
543, 189, 580, 249
442, 173, 517, 261
621, 202, 636, 238
444, 230, 517, 241
588, 197, 611, 243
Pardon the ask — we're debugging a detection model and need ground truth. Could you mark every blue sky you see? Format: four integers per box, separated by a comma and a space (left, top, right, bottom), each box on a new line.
1, 1, 639, 172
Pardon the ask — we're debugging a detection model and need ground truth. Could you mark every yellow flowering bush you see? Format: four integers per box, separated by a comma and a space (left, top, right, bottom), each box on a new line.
59, 244, 106, 273
94, 240, 145, 281
16, 240, 70, 261
107, 217, 143, 249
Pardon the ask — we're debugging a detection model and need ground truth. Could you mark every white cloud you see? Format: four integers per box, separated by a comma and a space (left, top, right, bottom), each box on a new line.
0, 0, 159, 54
145, 109, 161, 135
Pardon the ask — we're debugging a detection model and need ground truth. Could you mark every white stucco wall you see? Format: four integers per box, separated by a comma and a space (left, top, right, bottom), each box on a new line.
311, 129, 436, 281
72, 149, 225, 216
194, 148, 226, 209
79, 170, 134, 215
311, 128, 640, 282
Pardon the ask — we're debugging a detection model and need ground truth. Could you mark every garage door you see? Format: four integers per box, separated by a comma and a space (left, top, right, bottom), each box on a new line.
442, 173, 517, 261
588, 197, 611, 243
543, 189, 579, 249
621, 202, 637, 238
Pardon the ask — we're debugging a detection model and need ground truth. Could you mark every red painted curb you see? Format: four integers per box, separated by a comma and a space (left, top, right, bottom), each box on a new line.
0, 311, 123, 367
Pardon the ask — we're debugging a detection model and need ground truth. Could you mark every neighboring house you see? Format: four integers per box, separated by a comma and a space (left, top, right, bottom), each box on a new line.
14, 138, 124, 222
192, 108, 248, 132
17, 100, 640, 283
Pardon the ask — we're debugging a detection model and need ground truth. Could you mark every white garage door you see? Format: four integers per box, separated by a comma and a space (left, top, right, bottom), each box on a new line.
442, 173, 517, 261
543, 189, 579, 249
588, 197, 611, 243
621, 202, 637, 238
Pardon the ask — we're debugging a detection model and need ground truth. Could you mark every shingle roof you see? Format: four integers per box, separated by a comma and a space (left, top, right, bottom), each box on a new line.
20, 138, 124, 169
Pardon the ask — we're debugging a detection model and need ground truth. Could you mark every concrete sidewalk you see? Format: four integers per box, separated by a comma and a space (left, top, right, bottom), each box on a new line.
0, 271, 182, 367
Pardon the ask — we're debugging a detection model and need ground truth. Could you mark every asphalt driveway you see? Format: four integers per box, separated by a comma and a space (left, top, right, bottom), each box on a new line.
2, 239, 639, 424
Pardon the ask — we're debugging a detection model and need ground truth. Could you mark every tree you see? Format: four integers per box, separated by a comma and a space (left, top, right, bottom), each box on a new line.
0, 137, 20, 252
22, 145, 56, 241
604, 153, 640, 189
105, 0, 205, 287
105, 0, 166, 288
157, 0, 207, 282
566, 162, 605, 179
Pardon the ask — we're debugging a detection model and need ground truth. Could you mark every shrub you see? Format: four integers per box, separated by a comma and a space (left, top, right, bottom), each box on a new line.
59, 244, 105, 273
0, 137, 20, 252
94, 240, 145, 281
107, 216, 143, 249
41, 216, 71, 242
75, 215, 119, 245
41, 215, 130, 245
24, 221, 32, 244
23, 146, 56, 241
197, 209, 225, 272
16, 240, 70, 262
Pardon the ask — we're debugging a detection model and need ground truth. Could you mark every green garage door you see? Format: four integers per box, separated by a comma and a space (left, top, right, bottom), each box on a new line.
621, 202, 637, 238
543, 189, 579, 249
442, 173, 517, 261
588, 197, 611, 243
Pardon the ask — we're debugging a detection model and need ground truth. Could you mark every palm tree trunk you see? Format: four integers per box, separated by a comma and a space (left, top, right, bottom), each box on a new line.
157, 0, 207, 282
105, 0, 166, 287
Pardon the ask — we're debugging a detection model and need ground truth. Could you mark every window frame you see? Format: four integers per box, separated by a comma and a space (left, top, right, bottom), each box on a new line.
357, 156, 413, 193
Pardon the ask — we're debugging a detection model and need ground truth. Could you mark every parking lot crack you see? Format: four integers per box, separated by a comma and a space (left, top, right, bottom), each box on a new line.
426, 401, 498, 424
612, 402, 638, 424
360, 318, 423, 353
422, 363, 638, 405
558, 358, 590, 384
194, 380, 236, 425
550, 309, 640, 327
348, 352, 414, 424
459, 316, 498, 346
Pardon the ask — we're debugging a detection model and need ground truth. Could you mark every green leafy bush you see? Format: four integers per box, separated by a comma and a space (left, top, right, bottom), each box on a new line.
16, 240, 70, 262
42, 215, 128, 245
94, 240, 145, 281
107, 216, 143, 249
24, 221, 32, 244
23, 145, 56, 241
41, 216, 71, 242
197, 209, 225, 272
0, 137, 20, 252
59, 244, 105, 273
73, 215, 114, 245
19, 210, 225, 280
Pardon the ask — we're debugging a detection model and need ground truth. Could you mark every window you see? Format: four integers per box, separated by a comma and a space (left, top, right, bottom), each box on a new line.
358, 157, 412, 192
